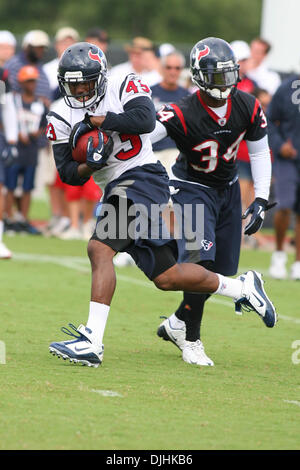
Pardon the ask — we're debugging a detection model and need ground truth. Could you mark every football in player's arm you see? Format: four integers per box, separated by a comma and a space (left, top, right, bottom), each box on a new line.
46, 41, 277, 369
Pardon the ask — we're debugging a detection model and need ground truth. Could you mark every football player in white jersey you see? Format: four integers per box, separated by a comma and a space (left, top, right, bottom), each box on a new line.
46, 42, 277, 368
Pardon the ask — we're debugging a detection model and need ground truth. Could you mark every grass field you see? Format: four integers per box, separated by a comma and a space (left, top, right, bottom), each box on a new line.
0, 231, 299, 450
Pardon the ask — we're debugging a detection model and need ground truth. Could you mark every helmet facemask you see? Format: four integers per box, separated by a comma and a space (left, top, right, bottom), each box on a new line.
192, 62, 240, 100
58, 70, 107, 109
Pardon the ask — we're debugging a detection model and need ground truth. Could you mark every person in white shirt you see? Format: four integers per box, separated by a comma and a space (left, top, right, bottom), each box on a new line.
0, 30, 16, 67
44, 27, 80, 100
109, 36, 162, 87
247, 37, 281, 96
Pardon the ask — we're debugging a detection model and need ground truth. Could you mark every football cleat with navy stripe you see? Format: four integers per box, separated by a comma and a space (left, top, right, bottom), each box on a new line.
235, 270, 277, 328
49, 324, 104, 367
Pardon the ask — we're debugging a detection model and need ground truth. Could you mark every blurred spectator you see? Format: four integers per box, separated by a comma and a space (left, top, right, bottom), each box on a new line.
44, 27, 79, 101
230, 40, 256, 93
4, 65, 48, 235
247, 38, 281, 96
0, 30, 16, 66
253, 87, 272, 113
85, 28, 109, 54
0, 66, 18, 258
6, 29, 51, 106
179, 67, 197, 93
43, 27, 79, 237
151, 51, 190, 175
59, 180, 101, 240
158, 43, 176, 58
267, 73, 300, 279
109, 36, 162, 86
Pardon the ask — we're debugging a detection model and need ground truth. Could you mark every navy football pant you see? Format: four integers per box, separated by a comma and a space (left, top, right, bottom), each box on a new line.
91, 162, 178, 280
171, 179, 242, 275
171, 179, 242, 340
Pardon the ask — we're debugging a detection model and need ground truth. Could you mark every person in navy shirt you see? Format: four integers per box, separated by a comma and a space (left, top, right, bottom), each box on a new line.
151, 51, 190, 175
5, 30, 51, 106
267, 74, 300, 280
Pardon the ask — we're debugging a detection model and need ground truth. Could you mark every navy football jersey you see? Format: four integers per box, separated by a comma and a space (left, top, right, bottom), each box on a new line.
156, 89, 267, 187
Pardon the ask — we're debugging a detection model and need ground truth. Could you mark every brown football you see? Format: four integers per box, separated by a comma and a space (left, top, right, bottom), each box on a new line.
71, 129, 109, 163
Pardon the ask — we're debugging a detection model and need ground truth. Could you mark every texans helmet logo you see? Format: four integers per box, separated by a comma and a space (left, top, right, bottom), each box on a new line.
197, 45, 210, 61
88, 50, 102, 64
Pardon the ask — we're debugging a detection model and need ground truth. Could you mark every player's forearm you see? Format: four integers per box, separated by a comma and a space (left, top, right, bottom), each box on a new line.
247, 136, 272, 201
90, 97, 156, 135
53, 143, 90, 186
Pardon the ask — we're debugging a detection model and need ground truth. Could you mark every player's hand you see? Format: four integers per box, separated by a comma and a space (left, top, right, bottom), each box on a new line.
242, 198, 277, 235
1, 144, 18, 167
86, 130, 113, 171
69, 113, 94, 150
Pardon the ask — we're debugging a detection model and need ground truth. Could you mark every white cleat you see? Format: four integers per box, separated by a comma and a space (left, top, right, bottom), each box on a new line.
0, 241, 12, 259
157, 316, 186, 351
269, 251, 287, 279
290, 261, 300, 280
235, 270, 277, 328
182, 340, 214, 366
49, 324, 103, 367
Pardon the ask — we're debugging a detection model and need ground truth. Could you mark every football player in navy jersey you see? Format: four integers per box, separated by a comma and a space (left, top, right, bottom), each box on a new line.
152, 37, 276, 366
46, 42, 277, 369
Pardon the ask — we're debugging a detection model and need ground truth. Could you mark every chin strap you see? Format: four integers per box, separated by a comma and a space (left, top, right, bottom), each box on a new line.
206, 87, 232, 100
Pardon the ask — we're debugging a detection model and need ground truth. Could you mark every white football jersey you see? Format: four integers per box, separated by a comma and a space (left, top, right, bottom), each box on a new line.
46, 73, 157, 189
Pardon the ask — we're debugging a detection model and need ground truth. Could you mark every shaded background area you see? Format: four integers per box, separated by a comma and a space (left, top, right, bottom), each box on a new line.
0, 0, 263, 64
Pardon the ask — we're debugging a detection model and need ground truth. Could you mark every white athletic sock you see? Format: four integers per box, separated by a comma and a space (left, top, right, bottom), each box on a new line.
169, 312, 185, 328
86, 301, 110, 346
214, 274, 243, 300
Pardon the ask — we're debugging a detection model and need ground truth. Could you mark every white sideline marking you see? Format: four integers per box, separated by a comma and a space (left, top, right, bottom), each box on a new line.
90, 389, 123, 397
277, 314, 300, 324
283, 400, 300, 407
13, 252, 298, 324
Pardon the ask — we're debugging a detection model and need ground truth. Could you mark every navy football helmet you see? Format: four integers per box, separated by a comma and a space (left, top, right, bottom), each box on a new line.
190, 37, 240, 100
58, 42, 108, 109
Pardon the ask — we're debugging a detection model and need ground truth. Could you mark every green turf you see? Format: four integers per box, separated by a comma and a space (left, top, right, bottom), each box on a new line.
0, 234, 299, 450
